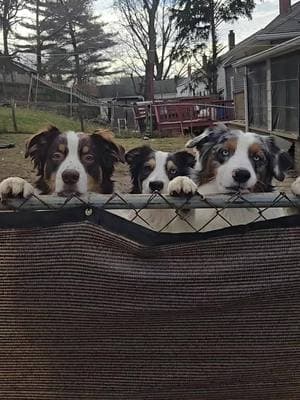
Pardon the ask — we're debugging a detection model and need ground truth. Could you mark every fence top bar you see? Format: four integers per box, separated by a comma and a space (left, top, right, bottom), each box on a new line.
0, 192, 299, 211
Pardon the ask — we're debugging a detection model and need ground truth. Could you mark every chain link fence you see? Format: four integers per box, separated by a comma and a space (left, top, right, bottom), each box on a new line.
1, 191, 299, 233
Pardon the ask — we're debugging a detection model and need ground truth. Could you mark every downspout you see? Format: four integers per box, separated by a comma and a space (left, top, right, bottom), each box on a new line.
244, 66, 249, 131
266, 59, 272, 132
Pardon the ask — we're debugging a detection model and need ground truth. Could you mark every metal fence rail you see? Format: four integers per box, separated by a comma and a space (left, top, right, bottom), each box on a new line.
0, 191, 299, 233
0, 192, 299, 211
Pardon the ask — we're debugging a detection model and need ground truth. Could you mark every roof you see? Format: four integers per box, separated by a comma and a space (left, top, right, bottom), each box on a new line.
0, 53, 37, 74
97, 78, 177, 99
154, 79, 177, 94
232, 35, 300, 67
262, 1, 300, 34
222, 1, 300, 67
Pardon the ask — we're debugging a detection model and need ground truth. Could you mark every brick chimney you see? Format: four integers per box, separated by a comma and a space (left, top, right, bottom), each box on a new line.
279, 0, 291, 15
228, 30, 235, 51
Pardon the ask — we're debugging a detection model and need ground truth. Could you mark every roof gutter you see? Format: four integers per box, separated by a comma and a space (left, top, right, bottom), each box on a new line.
255, 32, 300, 41
232, 36, 300, 68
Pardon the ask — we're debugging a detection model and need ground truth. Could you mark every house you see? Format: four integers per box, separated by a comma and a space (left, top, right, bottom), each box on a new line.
97, 77, 178, 101
221, 0, 300, 118
176, 65, 209, 97
0, 55, 37, 102
0, 54, 36, 86
220, 0, 300, 170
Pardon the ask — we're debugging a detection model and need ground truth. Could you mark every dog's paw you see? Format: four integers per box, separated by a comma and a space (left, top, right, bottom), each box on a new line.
168, 176, 198, 196
291, 177, 300, 196
0, 177, 34, 201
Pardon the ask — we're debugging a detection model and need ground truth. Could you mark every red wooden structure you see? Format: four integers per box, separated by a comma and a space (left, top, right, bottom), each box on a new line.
134, 98, 234, 136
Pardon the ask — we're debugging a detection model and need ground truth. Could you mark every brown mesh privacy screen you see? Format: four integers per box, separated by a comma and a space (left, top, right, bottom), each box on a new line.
0, 209, 299, 399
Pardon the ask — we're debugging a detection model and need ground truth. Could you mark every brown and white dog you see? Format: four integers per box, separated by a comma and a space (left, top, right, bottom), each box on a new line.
0, 126, 125, 199
169, 125, 295, 231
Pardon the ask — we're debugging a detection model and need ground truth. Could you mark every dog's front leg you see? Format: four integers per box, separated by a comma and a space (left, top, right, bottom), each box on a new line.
168, 176, 198, 197
167, 176, 198, 230
291, 177, 300, 196
0, 177, 35, 201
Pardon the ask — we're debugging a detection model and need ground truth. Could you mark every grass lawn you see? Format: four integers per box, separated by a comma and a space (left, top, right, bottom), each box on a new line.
0, 107, 99, 134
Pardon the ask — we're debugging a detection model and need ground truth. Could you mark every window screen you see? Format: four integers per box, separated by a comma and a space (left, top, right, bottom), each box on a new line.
271, 52, 300, 134
248, 62, 267, 129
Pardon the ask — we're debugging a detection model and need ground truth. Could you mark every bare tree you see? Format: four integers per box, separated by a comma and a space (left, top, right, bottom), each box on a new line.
114, 0, 186, 99
0, 0, 24, 55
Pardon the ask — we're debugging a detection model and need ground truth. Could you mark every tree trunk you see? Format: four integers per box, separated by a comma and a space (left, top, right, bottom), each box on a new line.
155, 59, 163, 81
210, 0, 218, 95
68, 22, 81, 84
144, 0, 159, 100
2, 0, 10, 56
36, 0, 42, 75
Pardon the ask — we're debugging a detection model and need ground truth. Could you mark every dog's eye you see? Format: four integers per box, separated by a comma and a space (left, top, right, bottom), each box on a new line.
143, 165, 153, 174
221, 149, 229, 157
252, 155, 261, 162
52, 152, 64, 162
82, 154, 95, 163
169, 168, 177, 175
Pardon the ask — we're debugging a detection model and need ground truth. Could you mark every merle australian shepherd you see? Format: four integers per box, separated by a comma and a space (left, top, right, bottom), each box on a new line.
0, 125, 125, 199
123, 145, 197, 232
169, 124, 295, 231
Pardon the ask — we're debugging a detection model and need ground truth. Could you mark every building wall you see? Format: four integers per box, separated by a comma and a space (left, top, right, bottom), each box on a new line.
225, 66, 234, 100
155, 92, 177, 99
217, 64, 226, 97
176, 79, 208, 97
224, 66, 246, 102
233, 92, 245, 120
294, 140, 300, 173
0, 69, 31, 85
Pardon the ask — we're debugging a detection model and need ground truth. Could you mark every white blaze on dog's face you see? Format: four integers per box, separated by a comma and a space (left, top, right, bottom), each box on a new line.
125, 146, 195, 194
25, 126, 125, 196
141, 151, 169, 194
54, 132, 88, 196
214, 133, 258, 192
187, 125, 292, 193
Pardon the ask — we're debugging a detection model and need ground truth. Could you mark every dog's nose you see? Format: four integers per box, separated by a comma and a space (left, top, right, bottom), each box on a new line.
62, 169, 80, 185
149, 181, 164, 192
232, 169, 251, 184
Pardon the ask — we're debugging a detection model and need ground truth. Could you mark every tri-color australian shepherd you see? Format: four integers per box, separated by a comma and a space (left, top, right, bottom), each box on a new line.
123, 145, 197, 232
168, 124, 295, 231
0, 125, 125, 199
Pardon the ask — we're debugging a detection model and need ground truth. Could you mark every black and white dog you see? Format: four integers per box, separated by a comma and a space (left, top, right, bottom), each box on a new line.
169, 124, 294, 231
124, 145, 196, 232
0, 126, 125, 199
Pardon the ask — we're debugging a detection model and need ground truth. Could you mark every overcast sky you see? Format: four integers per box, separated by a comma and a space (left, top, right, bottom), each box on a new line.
95, 0, 298, 50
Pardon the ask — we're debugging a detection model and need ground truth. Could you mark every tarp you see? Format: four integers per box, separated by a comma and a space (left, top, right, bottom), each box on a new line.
0, 208, 299, 399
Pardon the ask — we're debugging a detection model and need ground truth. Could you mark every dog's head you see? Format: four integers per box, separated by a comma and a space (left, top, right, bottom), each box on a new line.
25, 126, 125, 195
186, 125, 292, 193
125, 145, 195, 194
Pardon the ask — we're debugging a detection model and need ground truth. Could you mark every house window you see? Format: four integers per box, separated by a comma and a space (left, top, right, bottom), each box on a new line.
247, 62, 267, 129
271, 52, 300, 134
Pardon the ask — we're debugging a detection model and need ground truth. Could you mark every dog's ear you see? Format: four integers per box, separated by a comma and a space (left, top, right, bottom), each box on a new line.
173, 150, 196, 169
92, 129, 125, 164
125, 146, 153, 166
25, 125, 61, 176
264, 137, 293, 181
125, 146, 154, 194
186, 123, 229, 151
